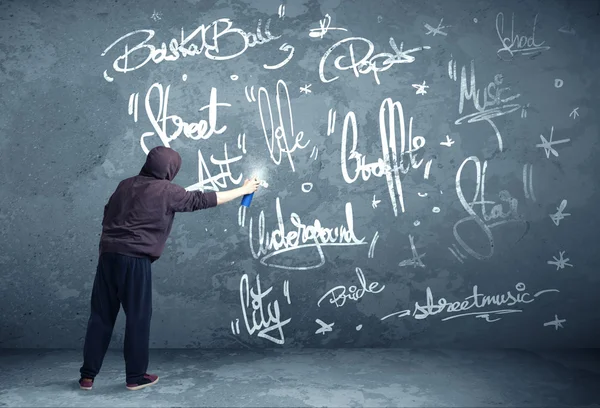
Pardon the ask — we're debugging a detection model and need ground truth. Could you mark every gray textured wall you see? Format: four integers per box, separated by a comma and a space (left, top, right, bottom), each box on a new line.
1, 0, 599, 349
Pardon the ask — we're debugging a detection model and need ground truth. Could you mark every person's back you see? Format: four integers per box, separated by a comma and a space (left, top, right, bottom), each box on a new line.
100, 146, 217, 262
78, 146, 260, 391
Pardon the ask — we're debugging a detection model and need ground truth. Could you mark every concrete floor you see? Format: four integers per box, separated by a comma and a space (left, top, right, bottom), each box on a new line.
0, 349, 599, 407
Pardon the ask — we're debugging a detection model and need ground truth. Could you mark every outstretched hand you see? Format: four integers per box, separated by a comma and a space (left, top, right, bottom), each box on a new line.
242, 177, 260, 195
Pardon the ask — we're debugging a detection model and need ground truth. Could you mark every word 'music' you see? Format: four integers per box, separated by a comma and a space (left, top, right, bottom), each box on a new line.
382, 282, 559, 322
248, 198, 366, 270
102, 18, 280, 77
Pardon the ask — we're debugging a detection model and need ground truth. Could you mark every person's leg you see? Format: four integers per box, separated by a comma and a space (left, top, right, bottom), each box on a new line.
116, 254, 156, 388
79, 253, 121, 385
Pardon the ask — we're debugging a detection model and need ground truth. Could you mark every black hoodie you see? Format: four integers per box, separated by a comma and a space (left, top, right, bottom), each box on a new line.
99, 146, 217, 262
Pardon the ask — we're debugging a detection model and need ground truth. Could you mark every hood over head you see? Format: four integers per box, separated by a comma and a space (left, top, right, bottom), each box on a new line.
139, 146, 182, 181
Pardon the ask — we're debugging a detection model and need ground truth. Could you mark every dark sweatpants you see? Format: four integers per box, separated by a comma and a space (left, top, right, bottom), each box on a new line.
80, 252, 152, 384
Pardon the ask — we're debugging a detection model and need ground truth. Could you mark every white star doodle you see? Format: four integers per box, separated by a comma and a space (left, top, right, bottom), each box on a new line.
543, 315, 566, 330
412, 81, 429, 95
536, 126, 570, 159
547, 251, 573, 270
315, 319, 334, 335
549, 199, 570, 226
569, 107, 579, 119
424, 18, 449, 36
300, 84, 312, 94
372, 195, 381, 209
440, 135, 455, 147
151, 10, 162, 21
309, 14, 348, 39
398, 235, 426, 268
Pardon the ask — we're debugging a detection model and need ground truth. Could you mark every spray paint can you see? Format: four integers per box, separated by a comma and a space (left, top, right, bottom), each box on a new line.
241, 192, 254, 207
240, 180, 268, 207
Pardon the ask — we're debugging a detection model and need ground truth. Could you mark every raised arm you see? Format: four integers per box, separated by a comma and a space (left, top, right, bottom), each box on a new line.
215, 177, 260, 205
168, 178, 260, 212
167, 183, 218, 213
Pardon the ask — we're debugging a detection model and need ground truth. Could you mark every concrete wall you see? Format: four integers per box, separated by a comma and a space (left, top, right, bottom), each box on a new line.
1, 0, 599, 349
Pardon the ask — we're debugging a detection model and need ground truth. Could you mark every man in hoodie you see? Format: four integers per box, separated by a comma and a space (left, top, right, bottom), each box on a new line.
78, 146, 260, 391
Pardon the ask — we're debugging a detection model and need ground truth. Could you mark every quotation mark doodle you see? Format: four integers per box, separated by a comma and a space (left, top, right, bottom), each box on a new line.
244, 86, 256, 102
543, 315, 566, 330
547, 251, 573, 270
368, 231, 380, 259
128, 92, 140, 122
315, 319, 334, 335
231, 318, 241, 335
549, 199, 570, 226
278, 3, 285, 19
237, 133, 246, 154
310, 146, 319, 160
522, 164, 536, 202
327, 108, 337, 135
237, 205, 247, 227
423, 159, 433, 179
447, 57, 458, 81
448, 244, 467, 264
521, 103, 530, 118
283, 280, 291, 304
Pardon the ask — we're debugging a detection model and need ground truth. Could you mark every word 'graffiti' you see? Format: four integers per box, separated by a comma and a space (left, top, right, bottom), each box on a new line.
340, 98, 430, 216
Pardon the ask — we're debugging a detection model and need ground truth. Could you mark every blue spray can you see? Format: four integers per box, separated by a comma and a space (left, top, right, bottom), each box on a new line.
240, 192, 254, 207
240, 180, 267, 207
